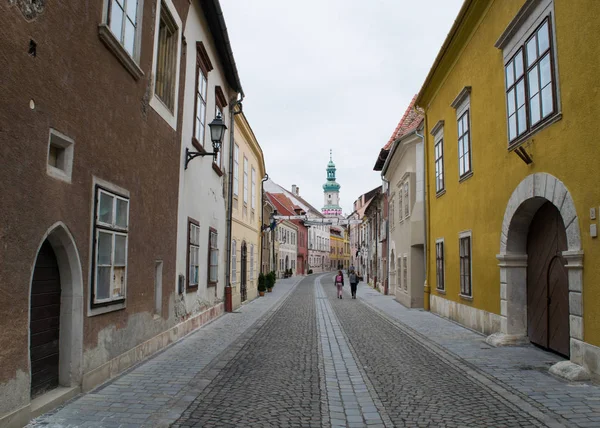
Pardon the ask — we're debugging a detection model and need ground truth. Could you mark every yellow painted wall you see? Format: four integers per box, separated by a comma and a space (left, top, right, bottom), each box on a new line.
420, 0, 600, 344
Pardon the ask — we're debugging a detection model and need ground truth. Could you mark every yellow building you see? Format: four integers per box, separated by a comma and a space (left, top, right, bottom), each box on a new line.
416, 0, 600, 377
231, 112, 265, 309
330, 226, 351, 271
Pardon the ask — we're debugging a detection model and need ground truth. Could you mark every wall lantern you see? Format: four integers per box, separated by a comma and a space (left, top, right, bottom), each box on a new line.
185, 113, 228, 169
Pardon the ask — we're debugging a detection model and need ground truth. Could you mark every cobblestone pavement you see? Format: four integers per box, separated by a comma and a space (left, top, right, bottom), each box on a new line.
27, 276, 303, 428
28, 273, 600, 427
349, 281, 600, 428
172, 275, 322, 428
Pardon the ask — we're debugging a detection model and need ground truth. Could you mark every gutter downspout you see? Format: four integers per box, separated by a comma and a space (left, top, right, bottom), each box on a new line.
259, 174, 269, 274
415, 126, 429, 311
224, 92, 244, 312
381, 175, 390, 295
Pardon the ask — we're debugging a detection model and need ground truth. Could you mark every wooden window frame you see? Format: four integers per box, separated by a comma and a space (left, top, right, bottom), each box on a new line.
207, 227, 218, 286
243, 156, 249, 206
457, 110, 471, 178
434, 138, 445, 194
505, 17, 558, 148
106, 0, 140, 57
186, 218, 200, 291
435, 239, 445, 291
192, 42, 212, 150
91, 186, 130, 308
233, 143, 239, 197
251, 166, 256, 211
154, 3, 178, 112
459, 232, 472, 298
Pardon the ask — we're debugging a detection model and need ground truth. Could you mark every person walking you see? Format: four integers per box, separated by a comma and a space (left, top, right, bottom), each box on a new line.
349, 270, 358, 299
335, 270, 344, 299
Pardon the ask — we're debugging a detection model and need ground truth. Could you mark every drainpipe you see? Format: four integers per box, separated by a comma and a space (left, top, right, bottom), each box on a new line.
259, 174, 269, 274
225, 92, 245, 313
381, 175, 390, 295
415, 126, 429, 311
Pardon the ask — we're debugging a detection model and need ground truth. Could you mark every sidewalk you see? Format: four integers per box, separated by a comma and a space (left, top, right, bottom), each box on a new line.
28, 276, 304, 428
350, 282, 600, 427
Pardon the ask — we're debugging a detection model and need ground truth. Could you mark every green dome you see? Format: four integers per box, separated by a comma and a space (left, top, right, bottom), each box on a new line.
327, 160, 335, 168
323, 181, 340, 192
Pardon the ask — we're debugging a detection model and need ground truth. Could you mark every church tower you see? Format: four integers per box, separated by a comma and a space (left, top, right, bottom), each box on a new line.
322, 150, 342, 217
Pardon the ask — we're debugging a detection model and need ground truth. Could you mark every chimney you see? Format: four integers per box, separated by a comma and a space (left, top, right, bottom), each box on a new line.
296, 186, 300, 196
291, 184, 297, 195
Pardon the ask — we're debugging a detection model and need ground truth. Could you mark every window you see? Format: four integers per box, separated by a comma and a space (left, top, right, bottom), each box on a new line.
459, 233, 472, 297
108, 0, 139, 56
208, 229, 218, 284
243, 157, 248, 205
457, 110, 471, 177
430, 120, 445, 194
155, 3, 178, 112
233, 144, 239, 196
398, 190, 403, 223
403, 181, 409, 218
194, 66, 207, 146
187, 219, 200, 289
46, 129, 74, 183
250, 245, 254, 281
231, 239, 237, 283
403, 256, 408, 290
436, 240, 445, 291
93, 187, 129, 305
251, 167, 256, 210
498, 2, 559, 145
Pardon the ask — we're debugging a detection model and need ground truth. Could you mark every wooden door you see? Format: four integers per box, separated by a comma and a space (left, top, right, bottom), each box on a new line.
527, 202, 569, 357
30, 240, 61, 398
240, 243, 247, 302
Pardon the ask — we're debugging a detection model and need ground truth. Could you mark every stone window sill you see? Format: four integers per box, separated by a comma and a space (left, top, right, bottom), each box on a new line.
212, 163, 224, 177
459, 293, 473, 302
98, 24, 143, 81
459, 171, 474, 183
88, 300, 126, 317
436, 189, 446, 199
436, 288, 446, 295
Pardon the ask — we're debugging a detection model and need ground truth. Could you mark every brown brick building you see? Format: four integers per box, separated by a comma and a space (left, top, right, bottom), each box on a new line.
0, 0, 219, 425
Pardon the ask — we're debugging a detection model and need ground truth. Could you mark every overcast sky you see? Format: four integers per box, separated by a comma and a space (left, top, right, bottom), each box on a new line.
220, 0, 463, 215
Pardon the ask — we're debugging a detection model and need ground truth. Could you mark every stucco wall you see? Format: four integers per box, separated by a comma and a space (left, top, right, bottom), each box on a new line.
421, 0, 600, 346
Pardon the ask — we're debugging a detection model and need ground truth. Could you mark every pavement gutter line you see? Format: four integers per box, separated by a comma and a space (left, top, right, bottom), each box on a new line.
315, 274, 393, 428
356, 290, 569, 428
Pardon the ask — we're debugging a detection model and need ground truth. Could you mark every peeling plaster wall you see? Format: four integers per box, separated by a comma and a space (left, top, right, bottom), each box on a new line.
0, 370, 28, 416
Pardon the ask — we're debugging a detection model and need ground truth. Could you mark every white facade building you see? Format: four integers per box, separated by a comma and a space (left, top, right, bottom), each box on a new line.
175, 1, 242, 319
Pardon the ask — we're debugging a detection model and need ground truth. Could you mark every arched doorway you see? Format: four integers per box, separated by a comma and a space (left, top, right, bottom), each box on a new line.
527, 202, 569, 356
240, 242, 247, 302
29, 223, 83, 398
30, 240, 61, 398
494, 173, 583, 363
285, 255, 289, 270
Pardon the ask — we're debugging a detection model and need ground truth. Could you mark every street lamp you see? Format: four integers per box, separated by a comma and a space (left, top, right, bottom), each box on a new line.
185, 113, 228, 169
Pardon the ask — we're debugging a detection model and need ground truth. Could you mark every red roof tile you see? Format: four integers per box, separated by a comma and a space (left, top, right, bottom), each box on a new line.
383, 95, 424, 150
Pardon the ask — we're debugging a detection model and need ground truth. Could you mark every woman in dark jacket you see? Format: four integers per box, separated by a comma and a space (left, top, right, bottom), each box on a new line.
349, 270, 358, 299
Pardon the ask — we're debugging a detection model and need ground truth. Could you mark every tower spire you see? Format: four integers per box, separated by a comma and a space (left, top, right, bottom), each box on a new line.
330, 149, 332, 161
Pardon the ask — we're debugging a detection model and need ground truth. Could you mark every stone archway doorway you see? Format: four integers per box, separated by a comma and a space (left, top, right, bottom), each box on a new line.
527, 201, 569, 356
29, 223, 84, 399
492, 173, 583, 365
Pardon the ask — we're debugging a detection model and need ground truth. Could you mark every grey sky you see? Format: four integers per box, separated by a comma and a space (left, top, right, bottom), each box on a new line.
220, 0, 464, 214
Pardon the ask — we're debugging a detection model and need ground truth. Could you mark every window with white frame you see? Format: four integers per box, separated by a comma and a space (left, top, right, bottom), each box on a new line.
104, 0, 141, 59
187, 219, 200, 290
403, 255, 408, 290
233, 144, 239, 196
436, 239, 445, 291
451, 87, 472, 179
403, 181, 409, 218
251, 167, 256, 210
194, 68, 207, 145
431, 121, 445, 194
231, 239, 237, 283
93, 187, 129, 305
250, 244, 254, 281
459, 232, 472, 297
208, 228, 218, 284
398, 186, 403, 223
243, 157, 248, 205
154, 3, 178, 112
497, 1, 559, 145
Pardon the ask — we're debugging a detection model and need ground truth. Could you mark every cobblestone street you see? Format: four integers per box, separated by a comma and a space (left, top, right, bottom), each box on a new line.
29, 274, 600, 427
